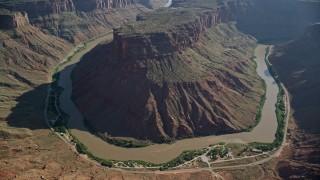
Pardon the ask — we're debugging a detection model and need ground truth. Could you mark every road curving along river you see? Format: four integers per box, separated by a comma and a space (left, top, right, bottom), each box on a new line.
56, 34, 279, 164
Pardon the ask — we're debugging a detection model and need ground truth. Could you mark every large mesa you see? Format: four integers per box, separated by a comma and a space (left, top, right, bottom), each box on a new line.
72, 6, 264, 143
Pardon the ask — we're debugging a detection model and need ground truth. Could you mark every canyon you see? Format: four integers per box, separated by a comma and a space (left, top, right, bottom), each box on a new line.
0, 0, 155, 124
0, 0, 157, 43
72, 4, 263, 143
0, 0, 320, 179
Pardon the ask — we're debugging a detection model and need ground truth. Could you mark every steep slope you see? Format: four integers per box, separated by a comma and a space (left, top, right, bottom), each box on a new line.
270, 23, 320, 134
0, 0, 152, 125
0, 25, 73, 123
72, 8, 264, 143
269, 23, 320, 179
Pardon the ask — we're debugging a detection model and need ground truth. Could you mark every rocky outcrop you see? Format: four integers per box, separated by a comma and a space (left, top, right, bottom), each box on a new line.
72, 8, 263, 143
12, 12, 29, 28
96, 0, 113, 9
51, 0, 75, 13
200, 8, 232, 28
0, 12, 29, 29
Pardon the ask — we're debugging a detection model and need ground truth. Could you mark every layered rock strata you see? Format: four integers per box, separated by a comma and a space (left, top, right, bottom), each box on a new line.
0, 12, 29, 29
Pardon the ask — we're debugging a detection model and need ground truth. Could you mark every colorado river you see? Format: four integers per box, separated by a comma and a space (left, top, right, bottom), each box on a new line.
57, 40, 278, 163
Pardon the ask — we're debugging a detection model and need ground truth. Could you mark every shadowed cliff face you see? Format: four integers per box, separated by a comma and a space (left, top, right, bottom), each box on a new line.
269, 24, 320, 179
72, 7, 263, 143
0, 12, 29, 29
270, 24, 320, 135
236, 0, 320, 43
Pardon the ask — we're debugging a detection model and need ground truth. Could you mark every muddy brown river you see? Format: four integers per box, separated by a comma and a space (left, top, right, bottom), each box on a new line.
58, 36, 279, 163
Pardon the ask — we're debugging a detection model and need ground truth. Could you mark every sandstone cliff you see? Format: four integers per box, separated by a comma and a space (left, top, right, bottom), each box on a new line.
51, 0, 75, 13
72, 8, 263, 143
0, 12, 29, 29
